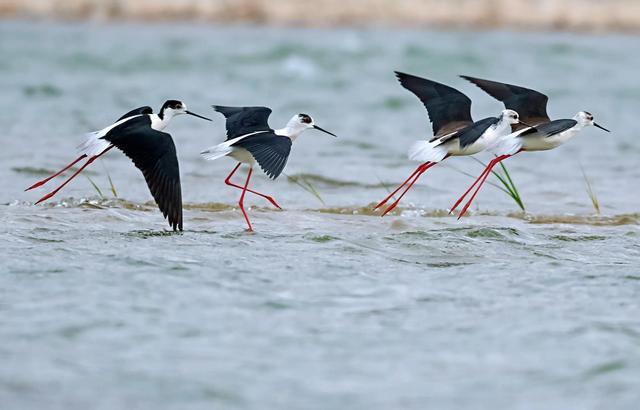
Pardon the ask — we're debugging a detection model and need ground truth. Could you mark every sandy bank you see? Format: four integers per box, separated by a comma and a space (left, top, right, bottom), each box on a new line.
1, 0, 640, 31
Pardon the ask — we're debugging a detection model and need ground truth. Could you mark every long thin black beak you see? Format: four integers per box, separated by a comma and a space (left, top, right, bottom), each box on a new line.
594, 122, 610, 132
313, 125, 337, 137
186, 111, 212, 121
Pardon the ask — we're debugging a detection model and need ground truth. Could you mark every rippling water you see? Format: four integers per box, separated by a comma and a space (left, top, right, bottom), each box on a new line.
1, 21, 639, 410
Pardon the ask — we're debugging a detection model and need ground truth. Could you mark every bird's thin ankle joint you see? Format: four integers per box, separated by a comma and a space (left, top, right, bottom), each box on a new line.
224, 163, 242, 185
225, 164, 281, 209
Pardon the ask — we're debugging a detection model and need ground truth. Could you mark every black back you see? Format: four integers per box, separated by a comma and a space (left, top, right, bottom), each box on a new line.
434, 116, 500, 148
101, 117, 182, 231
395, 71, 474, 137
116, 106, 153, 122
520, 119, 577, 138
213, 106, 273, 140
461, 76, 550, 129
232, 132, 292, 179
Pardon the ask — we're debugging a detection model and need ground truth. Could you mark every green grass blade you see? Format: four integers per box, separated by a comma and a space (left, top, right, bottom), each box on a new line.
444, 162, 510, 194
85, 175, 104, 199
285, 173, 325, 205
580, 164, 600, 214
107, 174, 118, 198
499, 161, 522, 200
470, 157, 525, 212
100, 160, 118, 198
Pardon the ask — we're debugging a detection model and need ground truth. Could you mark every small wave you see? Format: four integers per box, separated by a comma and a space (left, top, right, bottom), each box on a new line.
286, 173, 385, 189
520, 213, 640, 226
14, 166, 98, 176
12, 198, 640, 226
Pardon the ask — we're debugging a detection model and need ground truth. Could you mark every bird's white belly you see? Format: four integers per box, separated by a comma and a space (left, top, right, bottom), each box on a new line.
447, 134, 491, 157
229, 147, 256, 165
521, 128, 578, 152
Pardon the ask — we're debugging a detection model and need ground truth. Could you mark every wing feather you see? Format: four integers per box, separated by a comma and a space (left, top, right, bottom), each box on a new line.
395, 71, 474, 137
212, 106, 273, 140
102, 125, 183, 231
232, 132, 292, 179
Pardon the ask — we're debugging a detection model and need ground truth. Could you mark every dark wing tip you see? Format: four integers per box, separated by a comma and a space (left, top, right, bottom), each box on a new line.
394, 71, 417, 85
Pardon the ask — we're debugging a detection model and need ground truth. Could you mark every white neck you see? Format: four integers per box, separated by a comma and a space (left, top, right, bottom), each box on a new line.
494, 116, 513, 134
572, 114, 588, 130
275, 125, 306, 141
150, 113, 171, 131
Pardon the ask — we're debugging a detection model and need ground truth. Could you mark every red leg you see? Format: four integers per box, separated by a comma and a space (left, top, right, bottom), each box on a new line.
374, 162, 430, 210
448, 163, 495, 214
34, 146, 113, 205
25, 154, 88, 191
225, 163, 282, 210
457, 154, 512, 219
381, 162, 438, 217
238, 167, 254, 232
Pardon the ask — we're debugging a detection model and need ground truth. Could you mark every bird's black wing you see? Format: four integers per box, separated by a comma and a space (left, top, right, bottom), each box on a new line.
520, 119, 577, 138
395, 71, 474, 137
116, 106, 153, 122
232, 132, 292, 180
435, 117, 500, 148
460, 76, 550, 127
101, 124, 182, 231
212, 106, 273, 140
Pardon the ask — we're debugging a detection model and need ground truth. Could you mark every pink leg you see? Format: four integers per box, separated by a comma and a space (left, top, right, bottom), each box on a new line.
34, 146, 113, 205
381, 162, 438, 217
374, 163, 431, 210
457, 154, 512, 219
225, 163, 282, 210
25, 154, 88, 191
238, 167, 254, 231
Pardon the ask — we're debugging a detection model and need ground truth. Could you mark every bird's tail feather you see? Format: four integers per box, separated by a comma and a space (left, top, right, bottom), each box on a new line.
408, 140, 448, 163
200, 143, 233, 161
489, 132, 524, 156
76, 131, 110, 157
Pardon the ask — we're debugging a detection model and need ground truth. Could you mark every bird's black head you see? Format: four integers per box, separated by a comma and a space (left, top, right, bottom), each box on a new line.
289, 113, 337, 138
298, 114, 313, 124
159, 100, 185, 119
159, 100, 212, 122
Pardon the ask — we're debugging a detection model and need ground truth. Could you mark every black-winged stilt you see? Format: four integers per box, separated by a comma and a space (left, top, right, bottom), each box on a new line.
200, 105, 336, 231
449, 76, 610, 218
25, 100, 212, 231
375, 71, 529, 216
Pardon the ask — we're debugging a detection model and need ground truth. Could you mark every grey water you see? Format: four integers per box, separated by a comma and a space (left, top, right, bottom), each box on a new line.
1, 21, 639, 410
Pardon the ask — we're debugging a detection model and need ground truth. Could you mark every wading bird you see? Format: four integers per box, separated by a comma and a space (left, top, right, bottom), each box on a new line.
450, 76, 610, 218
25, 100, 212, 231
375, 72, 528, 216
201, 106, 336, 231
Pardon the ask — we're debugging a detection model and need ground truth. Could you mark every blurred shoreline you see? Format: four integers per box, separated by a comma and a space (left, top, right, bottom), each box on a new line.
1, 0, 640, 32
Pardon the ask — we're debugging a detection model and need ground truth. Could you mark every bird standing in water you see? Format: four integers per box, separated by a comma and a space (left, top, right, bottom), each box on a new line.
201, 106, 336, 231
